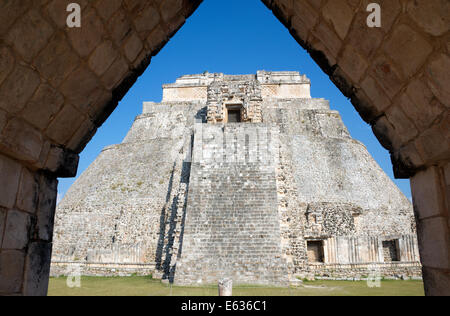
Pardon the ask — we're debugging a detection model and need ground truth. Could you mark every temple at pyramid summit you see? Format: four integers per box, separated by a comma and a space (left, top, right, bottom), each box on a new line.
51, 71, 422, 285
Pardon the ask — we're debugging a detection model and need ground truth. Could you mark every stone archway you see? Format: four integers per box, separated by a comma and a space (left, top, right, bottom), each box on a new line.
0, 0, 448, 296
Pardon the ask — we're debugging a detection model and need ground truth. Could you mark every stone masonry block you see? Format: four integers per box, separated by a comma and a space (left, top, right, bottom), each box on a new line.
2, 210, 31, 250
346, 0, 361, 9
34, 33, 80, 88
101, 57, 129, 90
132, 50, 150, 69
305, 0, 323, 10
45, 105, 85, 146
16, 168, 39, 214
5, 10, 54, 63
0, 64, 40, 115
43, 146, 64, 174
59, 67, 101, 113
322, 0, 354, 40
163, 10, 186, 38
446, 34, 450, 54
360, 75, 391, 112
411, 167, 445, 220
437, 113, 450, 160
0, 250, 25, 294
0, 0, 29, 36
293, 0, 318, 32
385, 105, 419, 144
37, 141, 51, 172
87, 89, 112, 120
395, 142, 425, 171
95, 0, 123, 22
290, 1, 318, 43
133, 3, 160, 36
67, 8, 105, 58
0, 155, 21, 209
370, 54, 403, 100
22, 83, 64, 130
124, 33, 143, 63
372, 116, 400, 151
339, 44, 369, 83
271, 0, 293, 25
346, 11, 383, 58
23, 241, 52, 296
0, 118, 44, 163
290, 16, 309, 43
426, 53, 450, 107
67, 119, 97, 153
146, 25, 168, 54
0, 208, 6, 247
43, 146, 79, 177
406, 0, 450, 37
124, 0, 147, 13
417, 217, 450, 270
311, 20, 342, 59
351, 88, 379, 123
438, 111, 450, 136
399, 90, 444, 133
415, 120, 449, 164
160, 0, 183, 22
330, 67, 355, 98
88, 40, 119, 76
108, 10, 133, 47
0, 109, 6, 134
0, 47, 14, 87
36, 174, 58, 242
445, 163, 450, 186
383, 24, 433, 79
445, 163, 450, 220
422, 266, 450, 296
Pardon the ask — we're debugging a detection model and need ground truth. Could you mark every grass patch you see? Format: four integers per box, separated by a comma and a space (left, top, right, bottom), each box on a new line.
48, 276, 425, 296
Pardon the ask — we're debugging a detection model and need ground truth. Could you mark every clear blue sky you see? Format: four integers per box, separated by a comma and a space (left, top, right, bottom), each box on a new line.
58, 0, 411, 200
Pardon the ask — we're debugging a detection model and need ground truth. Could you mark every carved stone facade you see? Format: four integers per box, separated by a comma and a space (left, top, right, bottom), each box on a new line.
206, 77, 262, 123
51, 72, 421, 284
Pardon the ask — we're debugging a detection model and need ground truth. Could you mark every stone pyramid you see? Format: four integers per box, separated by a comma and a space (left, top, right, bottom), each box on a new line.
51, 71, 421, 284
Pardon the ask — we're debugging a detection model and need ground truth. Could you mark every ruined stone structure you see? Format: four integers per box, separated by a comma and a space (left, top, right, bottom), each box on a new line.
51, 72, 421, 285
0, 0, 448, 296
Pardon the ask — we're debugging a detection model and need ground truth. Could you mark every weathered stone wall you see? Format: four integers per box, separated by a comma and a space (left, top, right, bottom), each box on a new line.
304, 262, 422, 281
206, 78, 263, 123
0, 154, 57, 295
51, 102, 205, 277
50, 262, 155, 278
261, 96, 419, 276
